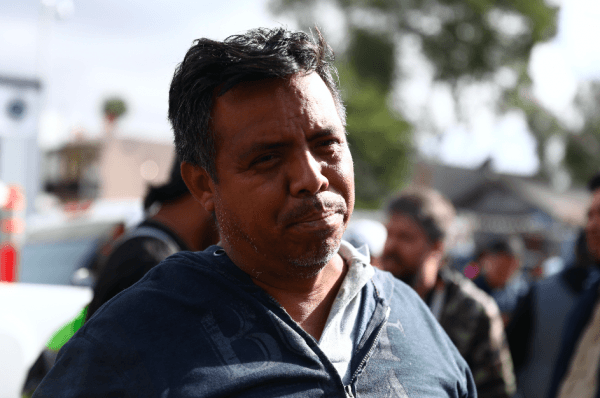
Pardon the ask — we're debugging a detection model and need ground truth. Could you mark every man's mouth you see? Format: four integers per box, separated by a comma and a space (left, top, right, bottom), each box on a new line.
287, 212, 344, 235
282, 194, 347, 228
290, 210, 340, 225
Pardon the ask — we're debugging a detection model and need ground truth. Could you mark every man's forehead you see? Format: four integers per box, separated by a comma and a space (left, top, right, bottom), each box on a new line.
211, 72, 342, 145
217, 72, 322, 105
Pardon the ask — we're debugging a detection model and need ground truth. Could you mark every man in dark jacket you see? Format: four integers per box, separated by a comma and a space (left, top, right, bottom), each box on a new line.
547, 173, 600, 398
507, 230, 597, 398
33, 27, 476, 397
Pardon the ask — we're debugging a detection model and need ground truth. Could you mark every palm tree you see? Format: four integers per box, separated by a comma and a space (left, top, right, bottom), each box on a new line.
102, 97, 127, 123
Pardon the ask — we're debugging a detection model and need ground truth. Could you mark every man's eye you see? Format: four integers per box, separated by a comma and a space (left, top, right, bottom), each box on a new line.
319, 139, 338, 147
252, 154, 277, 166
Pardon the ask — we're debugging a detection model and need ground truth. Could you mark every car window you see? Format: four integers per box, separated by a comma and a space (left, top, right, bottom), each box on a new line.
19, 238, 100, 285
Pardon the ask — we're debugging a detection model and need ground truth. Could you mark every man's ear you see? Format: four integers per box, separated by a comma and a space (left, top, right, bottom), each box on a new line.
180, 161, 216, 213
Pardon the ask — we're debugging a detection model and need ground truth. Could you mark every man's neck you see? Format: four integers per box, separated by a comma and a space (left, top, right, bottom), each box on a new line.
239, 251, 348, 341
151, 197, 217, 251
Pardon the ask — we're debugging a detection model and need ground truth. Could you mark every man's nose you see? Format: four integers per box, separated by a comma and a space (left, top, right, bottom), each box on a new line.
288, 150, 329, 196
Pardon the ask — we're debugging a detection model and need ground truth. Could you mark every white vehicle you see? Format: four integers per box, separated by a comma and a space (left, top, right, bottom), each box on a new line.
0, 198, 143, 398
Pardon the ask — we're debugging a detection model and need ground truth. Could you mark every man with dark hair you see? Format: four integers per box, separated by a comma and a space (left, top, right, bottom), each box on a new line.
33, 28, 475, 397
381, 187, 516, 398
85, 158, 219, 320
547, 173, 600, 398
475, 240, 521, 294
507, 229, 597, 398
474, 238, 527, 325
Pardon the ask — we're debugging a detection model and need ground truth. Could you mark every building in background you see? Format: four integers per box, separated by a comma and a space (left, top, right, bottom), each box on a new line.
43, 121, 174, 203
0, 76, 42, 216
412, 159, 590, 274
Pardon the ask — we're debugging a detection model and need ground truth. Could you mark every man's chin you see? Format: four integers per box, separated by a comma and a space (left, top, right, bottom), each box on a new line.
285, 235, 342, 274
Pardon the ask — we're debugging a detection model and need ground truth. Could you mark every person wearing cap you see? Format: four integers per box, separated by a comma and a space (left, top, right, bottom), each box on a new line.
381, 186, 516, 398
473, 239, 528, 325
85, 158, 219, 320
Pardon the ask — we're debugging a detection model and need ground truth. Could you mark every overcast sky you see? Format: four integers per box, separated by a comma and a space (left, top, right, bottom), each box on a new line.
1, 0, 599, 176
0, 0, 295, 146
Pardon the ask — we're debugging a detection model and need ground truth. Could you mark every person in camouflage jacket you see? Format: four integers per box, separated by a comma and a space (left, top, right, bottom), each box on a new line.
436, 266, 516, 397
380, 187, 517, 398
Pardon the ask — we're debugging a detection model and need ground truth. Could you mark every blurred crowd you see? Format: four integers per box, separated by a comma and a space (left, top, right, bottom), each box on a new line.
23, 161, 600, 398
344, 173, 600, 398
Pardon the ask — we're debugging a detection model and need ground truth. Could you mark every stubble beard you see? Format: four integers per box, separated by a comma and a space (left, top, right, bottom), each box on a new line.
215, 190, 350, 278
284, 231, 343, 278
216, 210, 347, 280
280, 193, 349, 276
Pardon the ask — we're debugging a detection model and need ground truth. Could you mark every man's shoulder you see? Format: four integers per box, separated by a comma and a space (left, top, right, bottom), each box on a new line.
364, 269, 476, 396
89, 247, 238, 322
370, 267, 454, 342
371, 267, 426, 305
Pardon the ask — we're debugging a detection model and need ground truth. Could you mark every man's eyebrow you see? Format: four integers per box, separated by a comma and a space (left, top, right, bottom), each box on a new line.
239, 141, 292, 160
307, 128, 338, 141
239, 128, 341, 160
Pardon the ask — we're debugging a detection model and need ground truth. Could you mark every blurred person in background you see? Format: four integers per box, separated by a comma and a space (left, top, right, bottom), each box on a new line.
473, 239, 528, 325
342, 218, 387, 268
507, 229, 596, 398
462, 247, 488, 280
381, 187, 516, 398
23, 158, 219, 396
547, 173, 600, 398
86, 157, 219, 320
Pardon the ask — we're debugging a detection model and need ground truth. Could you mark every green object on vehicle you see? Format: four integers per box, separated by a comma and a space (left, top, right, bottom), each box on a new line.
46, 306, 88, 351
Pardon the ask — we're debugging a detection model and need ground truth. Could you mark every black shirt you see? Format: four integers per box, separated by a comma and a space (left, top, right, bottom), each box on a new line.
86, 219, 189, 320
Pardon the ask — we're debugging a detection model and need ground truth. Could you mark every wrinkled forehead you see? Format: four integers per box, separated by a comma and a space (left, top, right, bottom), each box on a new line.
210, 73, 341, 147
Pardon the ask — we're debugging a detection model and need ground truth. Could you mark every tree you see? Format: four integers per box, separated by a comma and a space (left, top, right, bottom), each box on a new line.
270, 0, 559, 204
102, 97, 127, 122
502, 76, 600, 187
340, 61, 412, 207
272, 0, 557, 82
564, 81, 600, 185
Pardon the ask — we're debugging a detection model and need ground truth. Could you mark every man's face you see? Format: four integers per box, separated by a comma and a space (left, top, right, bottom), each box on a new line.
207, 73, 354, 277
483, 252, 519, 288
586, 189, 600, 262
381, 213, 436, 286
